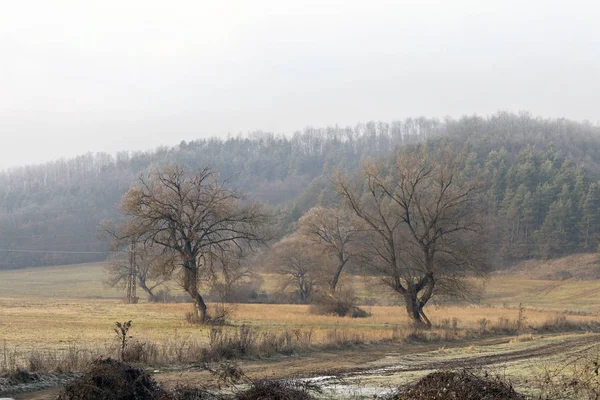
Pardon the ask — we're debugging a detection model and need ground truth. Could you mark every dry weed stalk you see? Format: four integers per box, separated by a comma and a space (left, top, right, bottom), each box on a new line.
114, 320, 132, 362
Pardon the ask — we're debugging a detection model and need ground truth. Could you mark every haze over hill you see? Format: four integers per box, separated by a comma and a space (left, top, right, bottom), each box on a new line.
1, 112, 600, 270
2, 1, 600, 169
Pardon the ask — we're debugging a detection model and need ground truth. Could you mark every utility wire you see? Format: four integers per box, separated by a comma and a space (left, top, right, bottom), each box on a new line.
0, 249, 106, 254
0, 242, 104, 247
0, 234, 98, 239
0, 206, 101, 217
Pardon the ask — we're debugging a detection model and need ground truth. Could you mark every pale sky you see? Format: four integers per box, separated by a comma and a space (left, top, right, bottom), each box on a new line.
1, 0, 599, 169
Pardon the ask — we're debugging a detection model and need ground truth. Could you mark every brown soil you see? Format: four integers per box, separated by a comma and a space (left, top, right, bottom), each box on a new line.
13, 333, 599, 400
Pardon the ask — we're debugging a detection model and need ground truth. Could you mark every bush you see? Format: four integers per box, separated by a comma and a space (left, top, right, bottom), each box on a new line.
388, 369, 524, 400
207, 280, 264, 304
236, 380, 320, 400
122, 340, 160, 364
205, 326, 298, 361
150, 289, 191, 303
57, 357, 166, 400
171, 387, 223, 400
309, 291, 370, 318
537, 313, 586, 331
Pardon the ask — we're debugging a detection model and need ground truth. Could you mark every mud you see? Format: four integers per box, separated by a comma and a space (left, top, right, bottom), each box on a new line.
12, 333, 600, 400
297, 334, 600, 398
0, 372, 79, 399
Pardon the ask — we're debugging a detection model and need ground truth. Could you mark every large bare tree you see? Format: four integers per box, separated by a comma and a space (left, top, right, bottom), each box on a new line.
297, 206, 358, 292
119, 165, 269, 322
336, 148, 488, 327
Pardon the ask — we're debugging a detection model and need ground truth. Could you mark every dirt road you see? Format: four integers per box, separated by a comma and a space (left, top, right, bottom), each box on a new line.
11, 332, 599, 399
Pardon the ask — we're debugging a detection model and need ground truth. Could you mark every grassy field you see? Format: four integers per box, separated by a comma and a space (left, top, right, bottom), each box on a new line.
0, 262, 598, 356
1, 261, 600, 398
0, 263, 123, 299
1, 261, 599, 311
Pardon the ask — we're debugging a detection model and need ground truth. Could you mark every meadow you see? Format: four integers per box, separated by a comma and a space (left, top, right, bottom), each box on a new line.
1, 261, 600, 399
0, 261, 597, 359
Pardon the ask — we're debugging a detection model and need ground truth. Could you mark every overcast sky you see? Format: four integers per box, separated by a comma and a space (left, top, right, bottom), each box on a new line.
1, 0, 599, 169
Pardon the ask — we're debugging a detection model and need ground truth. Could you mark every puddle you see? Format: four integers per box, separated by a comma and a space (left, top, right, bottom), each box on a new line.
320, 383, 394, 398
296, 368, 404, 398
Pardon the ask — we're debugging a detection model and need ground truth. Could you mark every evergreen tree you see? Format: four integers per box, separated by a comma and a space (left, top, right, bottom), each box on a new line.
581, 183, 600, 250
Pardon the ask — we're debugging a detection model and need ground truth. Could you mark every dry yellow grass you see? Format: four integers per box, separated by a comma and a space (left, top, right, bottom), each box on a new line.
481, 277, 600, 313
0, 261, 599, 360
497, 253, 600, 280
0, 297, 594, 356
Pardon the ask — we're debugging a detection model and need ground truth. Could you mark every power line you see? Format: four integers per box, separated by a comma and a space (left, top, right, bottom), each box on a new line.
0, 242, 104, 247
0, 206, 101, 217
0, 234, 100, 240
0, 249, 106, 254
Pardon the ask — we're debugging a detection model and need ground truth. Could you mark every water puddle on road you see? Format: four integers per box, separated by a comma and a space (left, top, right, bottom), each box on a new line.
298, 370, 405, 399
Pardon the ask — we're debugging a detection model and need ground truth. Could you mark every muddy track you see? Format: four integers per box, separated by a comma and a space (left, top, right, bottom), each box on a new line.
12, 333, 600, 399
345, 334, 600, 378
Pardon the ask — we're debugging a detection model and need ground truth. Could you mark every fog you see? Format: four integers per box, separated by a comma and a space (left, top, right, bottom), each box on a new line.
1, 0, 599, 169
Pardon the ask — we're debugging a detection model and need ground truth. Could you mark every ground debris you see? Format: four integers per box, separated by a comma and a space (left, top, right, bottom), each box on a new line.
171, 386, 223, 400
0, 370, 79, 396
56, 357, 166, 400
235, 379, 320, 400
387, 369, 524, 400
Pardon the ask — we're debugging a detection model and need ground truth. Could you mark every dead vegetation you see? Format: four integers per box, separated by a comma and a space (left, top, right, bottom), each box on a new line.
530, 343, 600, 400
235, 380, 320, 400
497, 253, 600, 281
388, 369, 524, 400
56, 357, 320, 400
309, 292, 370, 318
56, 358, 164, 400
0, 310, 594, 376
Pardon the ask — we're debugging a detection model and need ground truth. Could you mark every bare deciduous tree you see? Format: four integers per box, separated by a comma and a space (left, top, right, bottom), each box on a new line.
119, 165, 269, 322
297, 206, 359, 292
336, 148, 488, 328
269, 234, 326, 303
105, 244, 176, 302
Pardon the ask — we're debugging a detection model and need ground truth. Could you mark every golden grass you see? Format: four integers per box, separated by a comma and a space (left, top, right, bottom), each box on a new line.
0, 297, 594, 355
1, 262, 599, 314
497, 252, 600, 280
481, 277, 600, 313
0, 262, 122, 298
0, 261, 598, 362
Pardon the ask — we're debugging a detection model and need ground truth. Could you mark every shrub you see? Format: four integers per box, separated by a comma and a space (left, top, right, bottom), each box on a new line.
236, 380, 320, 400
172, 387, 222, 400
477, 318, 490, 335
57, 357, 166, 400
537, 314, 585, 331
122, 340, 159, 364
150, 289, 191, 303
309, 291, 371, 318
388, 369, 524, 400
491, 316, 516, 334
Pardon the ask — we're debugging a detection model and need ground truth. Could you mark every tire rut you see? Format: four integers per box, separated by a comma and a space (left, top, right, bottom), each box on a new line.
357, 334, 600, 377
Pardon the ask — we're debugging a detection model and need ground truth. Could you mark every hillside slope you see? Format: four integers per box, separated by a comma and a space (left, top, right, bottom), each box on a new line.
2, 112, 600, 269
496, 253, 600, 280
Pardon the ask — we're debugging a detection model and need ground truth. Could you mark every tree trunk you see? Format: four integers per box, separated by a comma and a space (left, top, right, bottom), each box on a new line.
194, 292, 208, 322
404, 274, 434, 329
183, 259, 209, 323
138, 279, 156, 302
418, 306, 432, 328
329, 255, 347, 292
404, 287, 429, 328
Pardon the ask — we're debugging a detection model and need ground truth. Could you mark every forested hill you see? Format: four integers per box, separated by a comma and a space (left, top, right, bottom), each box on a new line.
1, 112, 600, 269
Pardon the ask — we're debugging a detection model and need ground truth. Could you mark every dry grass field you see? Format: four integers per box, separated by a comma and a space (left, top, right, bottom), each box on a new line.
0, 260, 598, 359
1, 259, 600, 398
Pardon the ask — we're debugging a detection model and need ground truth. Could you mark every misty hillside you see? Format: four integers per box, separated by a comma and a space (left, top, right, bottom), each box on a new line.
1, 112, 600, 269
